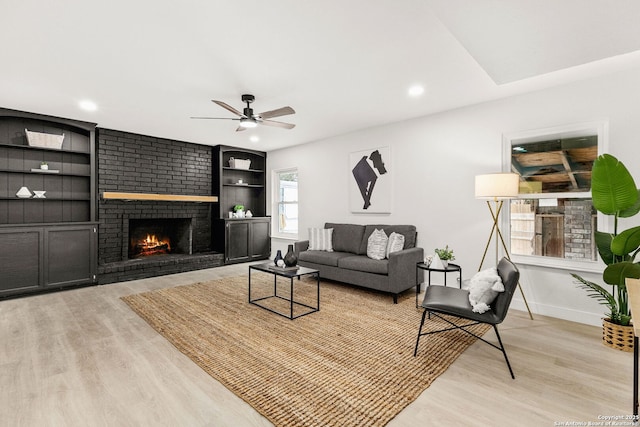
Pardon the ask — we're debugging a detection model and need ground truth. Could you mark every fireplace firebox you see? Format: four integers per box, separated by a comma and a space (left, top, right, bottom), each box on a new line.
128, 218, 192, 259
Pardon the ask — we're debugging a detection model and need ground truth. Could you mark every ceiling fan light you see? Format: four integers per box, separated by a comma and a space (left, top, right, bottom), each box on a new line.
239, 118, 258, 128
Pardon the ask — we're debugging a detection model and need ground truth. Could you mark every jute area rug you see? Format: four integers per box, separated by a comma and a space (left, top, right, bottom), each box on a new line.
122, 274, 489, 427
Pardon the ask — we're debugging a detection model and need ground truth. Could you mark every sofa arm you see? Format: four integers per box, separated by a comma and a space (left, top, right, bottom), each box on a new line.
294, 240, 309, 257
388, 247, 425, 292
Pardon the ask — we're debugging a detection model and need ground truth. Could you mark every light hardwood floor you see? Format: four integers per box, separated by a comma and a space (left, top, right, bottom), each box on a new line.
0, 263, 635, 427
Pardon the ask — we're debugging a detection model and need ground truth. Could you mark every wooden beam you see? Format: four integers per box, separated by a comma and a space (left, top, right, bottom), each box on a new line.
101, 192, 218, 203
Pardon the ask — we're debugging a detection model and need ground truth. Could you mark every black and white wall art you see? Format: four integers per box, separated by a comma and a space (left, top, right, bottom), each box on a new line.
349, 146, 391, 214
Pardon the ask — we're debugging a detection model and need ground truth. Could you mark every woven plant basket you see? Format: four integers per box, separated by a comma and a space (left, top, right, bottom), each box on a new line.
602, 318, 634, 352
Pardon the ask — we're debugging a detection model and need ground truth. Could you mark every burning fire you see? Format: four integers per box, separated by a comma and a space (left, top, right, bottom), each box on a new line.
134, 234, 171, 257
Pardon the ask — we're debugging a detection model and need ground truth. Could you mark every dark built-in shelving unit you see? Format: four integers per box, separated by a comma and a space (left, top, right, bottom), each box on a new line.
0, 108, 98, 297
212, 145, 270, 264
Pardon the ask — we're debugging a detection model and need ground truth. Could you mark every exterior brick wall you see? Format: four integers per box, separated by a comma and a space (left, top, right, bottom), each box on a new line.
564, 200, 596, 260
96, 128, 220, 280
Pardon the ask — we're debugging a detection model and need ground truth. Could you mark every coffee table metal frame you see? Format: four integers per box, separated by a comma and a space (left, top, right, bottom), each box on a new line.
248, 263, 320, 319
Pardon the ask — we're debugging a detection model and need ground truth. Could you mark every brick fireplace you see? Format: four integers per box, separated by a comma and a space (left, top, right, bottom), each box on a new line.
96, 128, 223, 284
127, 218, 192, 259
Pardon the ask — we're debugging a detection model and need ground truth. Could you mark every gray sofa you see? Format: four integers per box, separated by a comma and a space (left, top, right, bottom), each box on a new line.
294, 223, 424, 303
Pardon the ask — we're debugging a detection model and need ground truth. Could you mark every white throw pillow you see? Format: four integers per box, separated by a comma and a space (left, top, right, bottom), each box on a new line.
367, 229, 388, 260
385, 232, 405, 258
466, 267, 505, 314
308, 228, 334, 252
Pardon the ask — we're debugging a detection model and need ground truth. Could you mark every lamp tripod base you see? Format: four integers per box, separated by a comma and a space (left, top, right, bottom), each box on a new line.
479, 200, 534, 320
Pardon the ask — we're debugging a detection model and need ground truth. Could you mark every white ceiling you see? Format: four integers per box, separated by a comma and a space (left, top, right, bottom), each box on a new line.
2, 0, 640, 151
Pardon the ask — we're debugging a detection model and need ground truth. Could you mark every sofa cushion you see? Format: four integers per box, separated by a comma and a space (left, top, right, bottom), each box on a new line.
338, 255, 389, 275
367, 228, 388, 260
359, 225, 417, 254
298, 250, 352, 267
309, 227, 334, 251
325, 223, 365, 254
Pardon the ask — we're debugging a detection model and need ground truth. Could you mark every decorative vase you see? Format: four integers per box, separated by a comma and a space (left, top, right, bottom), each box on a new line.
602, 318, 634, 352
274, 249, 283, 266
440, 259, 448, 268
40, 164, 48, 170
284, 244, 297, 267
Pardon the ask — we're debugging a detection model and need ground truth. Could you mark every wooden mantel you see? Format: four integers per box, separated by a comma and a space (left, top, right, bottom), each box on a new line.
101, 192, 218, 203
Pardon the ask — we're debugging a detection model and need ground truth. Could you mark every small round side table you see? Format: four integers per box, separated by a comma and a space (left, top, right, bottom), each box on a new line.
415, 262, 462, 308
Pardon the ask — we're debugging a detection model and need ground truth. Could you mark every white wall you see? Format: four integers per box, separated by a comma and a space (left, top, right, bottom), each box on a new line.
267, 67, 640, 326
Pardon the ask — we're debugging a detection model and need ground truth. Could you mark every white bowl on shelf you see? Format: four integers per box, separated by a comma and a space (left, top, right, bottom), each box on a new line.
33, 191, 46, 199
16, 186, 32, 198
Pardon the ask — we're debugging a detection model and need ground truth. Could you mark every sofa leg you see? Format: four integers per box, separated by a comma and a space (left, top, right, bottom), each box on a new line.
393, 294, 398, 304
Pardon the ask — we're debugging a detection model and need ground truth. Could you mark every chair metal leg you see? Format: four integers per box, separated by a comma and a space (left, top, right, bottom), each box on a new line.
414, 309, 428, 356
493, 325, 515, 379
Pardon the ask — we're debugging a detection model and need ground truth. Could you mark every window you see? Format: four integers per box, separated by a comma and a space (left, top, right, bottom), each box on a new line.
503, 120, 608, 271
274, 169, 298, 236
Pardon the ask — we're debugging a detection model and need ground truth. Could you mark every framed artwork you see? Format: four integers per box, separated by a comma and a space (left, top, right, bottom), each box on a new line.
349, 146, 391, 214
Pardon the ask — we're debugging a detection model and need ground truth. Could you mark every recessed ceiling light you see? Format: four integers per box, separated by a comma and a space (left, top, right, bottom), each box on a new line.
78, 100, 98, 111
408, 85, 425, 97
250, 135, 259, 143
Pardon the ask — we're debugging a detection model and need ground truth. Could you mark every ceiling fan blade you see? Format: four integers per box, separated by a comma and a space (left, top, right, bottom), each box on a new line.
257, 106, 295, 120
212, 100, 244, 117
260, 119, 296, 129
190, 116, 239, 120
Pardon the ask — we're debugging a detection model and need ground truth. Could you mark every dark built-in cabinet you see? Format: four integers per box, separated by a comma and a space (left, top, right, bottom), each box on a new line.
212, 145, 270, 264
0, 108, 97, 297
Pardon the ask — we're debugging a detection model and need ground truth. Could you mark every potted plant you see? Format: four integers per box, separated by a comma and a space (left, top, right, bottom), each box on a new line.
40, 161, 48, 170
233, 204, 245, 218
435, 245, 455, 268
571, 153, 640, 351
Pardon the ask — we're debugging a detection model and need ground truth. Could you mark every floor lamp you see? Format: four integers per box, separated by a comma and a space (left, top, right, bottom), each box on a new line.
475, 173, 534, 320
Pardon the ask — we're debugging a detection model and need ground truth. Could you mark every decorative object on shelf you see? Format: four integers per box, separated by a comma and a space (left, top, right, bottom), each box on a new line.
16, 186, 32, 198
233, 204, 245, 218
274, 249, 284, 267
40, 162, 48, 170
25, 129, 64, 149
229, 157, 251, 169
475, 172, 534, 320
435, 245, 455, 268
32, 191, 46, 199
245, 210, 253, 218
284, 244, 298, 267
570, 154, 640, 350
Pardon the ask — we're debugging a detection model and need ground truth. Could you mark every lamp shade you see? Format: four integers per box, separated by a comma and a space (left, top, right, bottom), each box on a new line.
475, 173, 519, 199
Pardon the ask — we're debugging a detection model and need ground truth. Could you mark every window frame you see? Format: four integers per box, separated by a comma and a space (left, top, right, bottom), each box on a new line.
501, 120, 610, 273
272, 167, 299, 239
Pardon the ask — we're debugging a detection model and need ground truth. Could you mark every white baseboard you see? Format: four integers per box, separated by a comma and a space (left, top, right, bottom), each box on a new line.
509, 298, 603, 327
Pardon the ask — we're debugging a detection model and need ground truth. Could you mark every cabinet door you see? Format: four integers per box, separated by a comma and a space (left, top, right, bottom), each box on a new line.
249, 220, 271, 259
0, 227, 43, 295
44, 224, 97, 288
226, 221, 250, 263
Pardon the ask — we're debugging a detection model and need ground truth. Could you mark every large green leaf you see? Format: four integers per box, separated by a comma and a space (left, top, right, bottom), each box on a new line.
595, 231, 614, 265
611, 226, 640, 257
619, 189, 640, 218
591, 154, 638, 215
603, 262, 640, 286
